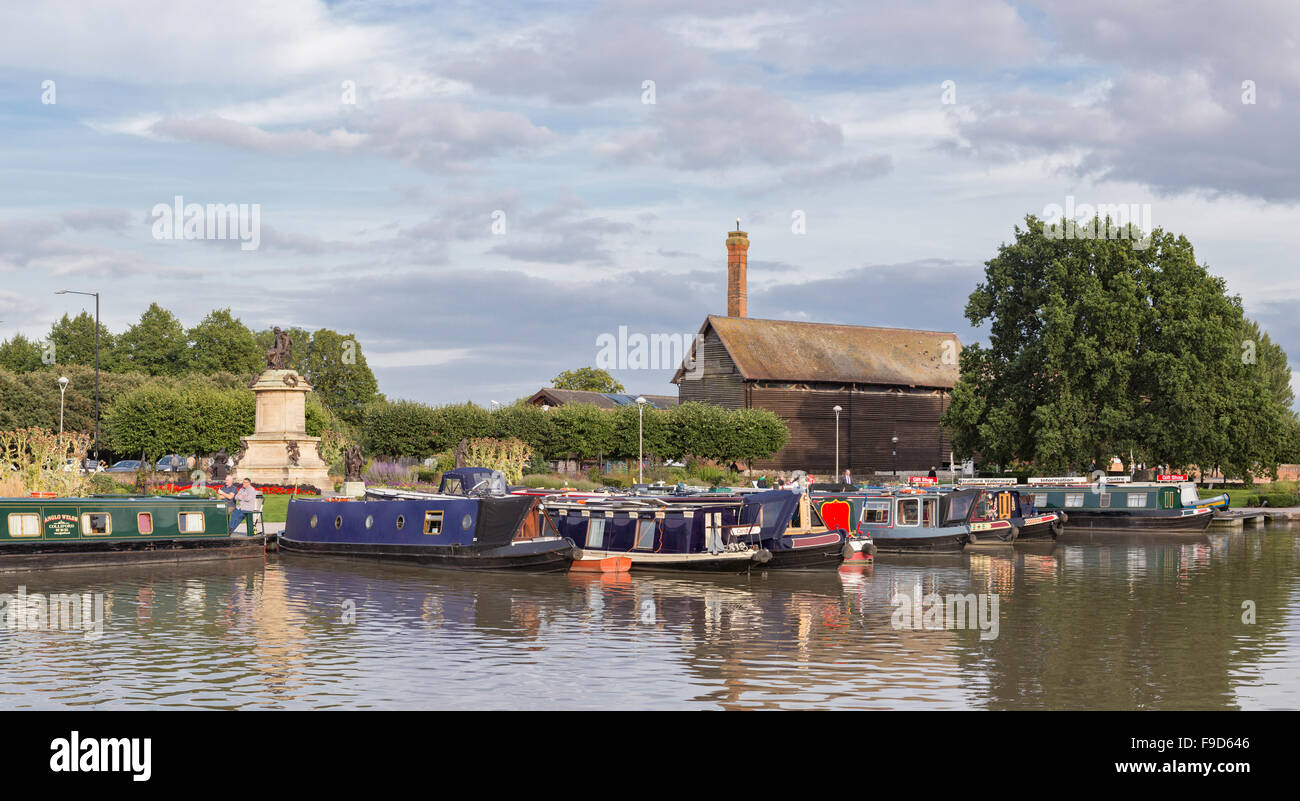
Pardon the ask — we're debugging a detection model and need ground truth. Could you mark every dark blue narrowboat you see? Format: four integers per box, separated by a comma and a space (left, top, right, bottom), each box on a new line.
280, 468, 574, 572
539, 493, 773, 573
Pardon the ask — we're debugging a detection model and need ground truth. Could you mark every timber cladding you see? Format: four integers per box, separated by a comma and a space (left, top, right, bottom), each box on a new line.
672, 315, 957, 473
748, 386, 951, 473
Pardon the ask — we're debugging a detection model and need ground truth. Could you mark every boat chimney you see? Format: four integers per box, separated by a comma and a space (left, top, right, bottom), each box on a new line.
726, 221, 748, 318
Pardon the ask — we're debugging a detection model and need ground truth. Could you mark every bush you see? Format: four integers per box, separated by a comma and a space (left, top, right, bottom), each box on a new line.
364, 460, 412, 485
414, 467, 439, 483
1261, 492, 1296, 508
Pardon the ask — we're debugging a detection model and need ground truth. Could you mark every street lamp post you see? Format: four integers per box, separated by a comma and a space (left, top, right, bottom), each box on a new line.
636, 396, 647, 484
56, 290, 100, 462
58, 375, 69, 434
891, 434, 899, 478
832, 405, 842, 478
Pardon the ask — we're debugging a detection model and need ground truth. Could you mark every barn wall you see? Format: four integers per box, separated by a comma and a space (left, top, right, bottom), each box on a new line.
749, 385, 952, 474
676, 329, 746, 408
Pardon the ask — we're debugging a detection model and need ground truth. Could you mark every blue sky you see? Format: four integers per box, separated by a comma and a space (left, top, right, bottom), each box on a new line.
1, 0, 1297, 405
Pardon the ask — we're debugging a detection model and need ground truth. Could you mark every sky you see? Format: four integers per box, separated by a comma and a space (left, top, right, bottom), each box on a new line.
1, 0, 1297, 406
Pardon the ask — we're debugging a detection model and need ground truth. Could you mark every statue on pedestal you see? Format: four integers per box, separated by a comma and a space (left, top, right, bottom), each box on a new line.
266, 327, 293, 370
345, 445, 364, 482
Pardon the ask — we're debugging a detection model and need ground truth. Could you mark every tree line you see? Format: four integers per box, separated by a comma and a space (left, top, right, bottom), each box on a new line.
0, 305, 382, 426
943, 217, 1299, 479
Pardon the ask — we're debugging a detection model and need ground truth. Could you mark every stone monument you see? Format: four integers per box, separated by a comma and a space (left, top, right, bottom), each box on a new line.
233, 328, 332, 491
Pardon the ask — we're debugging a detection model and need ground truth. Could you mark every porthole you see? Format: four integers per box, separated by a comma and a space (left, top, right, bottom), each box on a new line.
396, 515, 405, 530
365, 515, 374, 529
310, 514, 318, 528
334, 516, 343, 529
462, 514, 473, 530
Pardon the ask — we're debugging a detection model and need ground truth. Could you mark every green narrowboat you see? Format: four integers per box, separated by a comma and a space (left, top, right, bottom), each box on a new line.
0, 495, 264, 571
1018, 482, 1212, 534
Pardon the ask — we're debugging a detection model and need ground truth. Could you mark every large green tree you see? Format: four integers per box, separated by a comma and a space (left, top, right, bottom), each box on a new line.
48, 311, 113, 369
296, 328, 381, 426
115, 303, 189, 376
551, 367, 624, 393
188, 308, 261, 375
943, 216, 1299, 477
0, 334, 45, 372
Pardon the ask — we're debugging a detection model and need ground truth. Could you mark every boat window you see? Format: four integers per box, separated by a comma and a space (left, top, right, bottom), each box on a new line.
81, 512, 111, 536
922, 499, 937, 526
1034, 493, 1048, 508
1127, 494, 1148, 508
395, 515, 405, 530
7, 513, 40, 538
311, 514, 319, 528
137, 513, 153, 535
1064, 493, 1084, 508
586, 518, 606, 548
897, 499, 920, 526
178, 512, 204, 533
442, 477, 463, 495
863, 502, 889, 524
335, 516, 344, 529
424, 511, 444, 535
365, 515, 374, 529
1099, 492, 1111, 508
635, 519, 656, 550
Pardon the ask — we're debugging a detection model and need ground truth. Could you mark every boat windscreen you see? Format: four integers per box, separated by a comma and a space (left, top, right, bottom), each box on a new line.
942, 490, 979, 524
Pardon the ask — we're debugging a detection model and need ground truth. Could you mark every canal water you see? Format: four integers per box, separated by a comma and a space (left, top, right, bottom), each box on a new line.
2, 526, 1297, 710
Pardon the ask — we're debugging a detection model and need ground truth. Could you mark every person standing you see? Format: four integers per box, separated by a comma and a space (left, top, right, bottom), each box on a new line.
229, 477, 259, 535
927, 466, 938, 480
842, 468, 853, 487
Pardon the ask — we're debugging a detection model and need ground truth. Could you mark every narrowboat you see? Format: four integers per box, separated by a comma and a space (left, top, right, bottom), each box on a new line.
0, 495, 263, 571
279, 468, 574, 571
855, 488, 981, 552
539, 494, 773, 573
1019, 481, 1212, 533
958, 483, 1063, 541
650, 489, 863, 570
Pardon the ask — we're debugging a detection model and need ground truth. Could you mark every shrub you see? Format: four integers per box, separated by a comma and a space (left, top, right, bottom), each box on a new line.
364, 460, 412, 485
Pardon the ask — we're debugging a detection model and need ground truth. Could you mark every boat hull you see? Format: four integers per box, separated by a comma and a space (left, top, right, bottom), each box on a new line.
0, 536, 264, 572
277, 535, 575, 572
762, 532, 846, 570
1059, 508, 1212, 534
872, 529, 969, 553
574, 547, 770, 573
1013, 514, 1061, 541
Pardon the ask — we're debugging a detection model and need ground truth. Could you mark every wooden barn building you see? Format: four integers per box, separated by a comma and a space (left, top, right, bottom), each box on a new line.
671, 226, 960, 475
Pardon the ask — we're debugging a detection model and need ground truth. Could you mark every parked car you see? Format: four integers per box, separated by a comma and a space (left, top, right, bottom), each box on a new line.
155, 454, 190, 472
106, 460, 151, 473
83, 459, 105, 473
62, 459, 80, 472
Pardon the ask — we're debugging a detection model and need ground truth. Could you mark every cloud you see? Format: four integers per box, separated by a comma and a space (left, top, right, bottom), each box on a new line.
596, 86, 843, 170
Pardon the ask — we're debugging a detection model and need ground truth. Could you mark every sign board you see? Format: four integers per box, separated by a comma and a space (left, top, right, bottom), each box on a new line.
1157, 474, 1189, 482
907, 476, 938, 486
957, 477, 1018, 486
1027, 475, 1132, 485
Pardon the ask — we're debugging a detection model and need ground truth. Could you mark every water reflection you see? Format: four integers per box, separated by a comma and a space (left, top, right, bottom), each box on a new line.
0, 526, 1296, 709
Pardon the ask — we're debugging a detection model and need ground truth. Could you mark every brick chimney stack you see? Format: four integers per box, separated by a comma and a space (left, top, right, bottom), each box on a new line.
726, 221, 748, 318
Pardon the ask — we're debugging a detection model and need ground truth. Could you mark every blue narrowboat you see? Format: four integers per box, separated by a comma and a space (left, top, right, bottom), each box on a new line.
663, 489, 859, 570
279, 468, 574, 571
855, 488, 981, 552
539, 493, 775, 573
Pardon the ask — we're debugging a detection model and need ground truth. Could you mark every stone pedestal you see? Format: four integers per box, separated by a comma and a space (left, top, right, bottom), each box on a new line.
234, 370, 332, 492
341, 480, 366, 498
